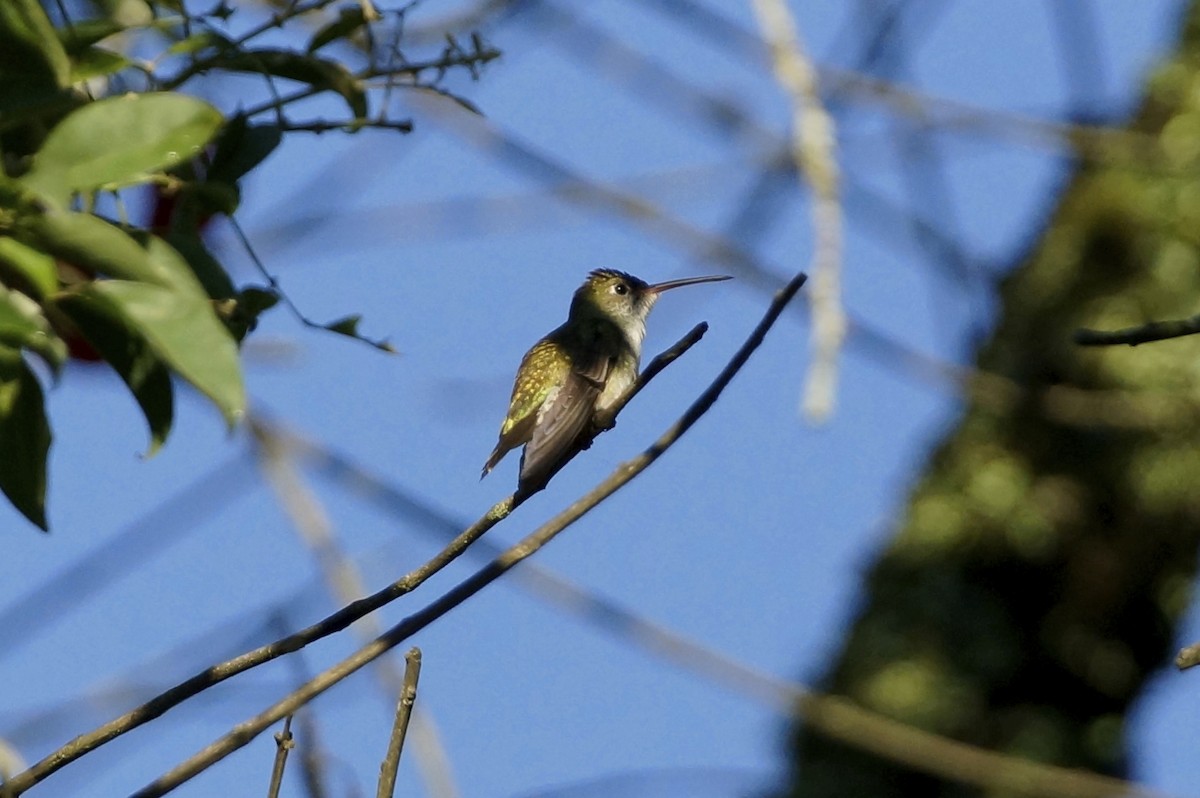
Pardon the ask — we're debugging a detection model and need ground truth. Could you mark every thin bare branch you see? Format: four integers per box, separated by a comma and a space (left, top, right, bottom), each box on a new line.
126, 271, 807, 796
376, 649, 422, 798
265, 716, 294, 798
6, 326, 708, 796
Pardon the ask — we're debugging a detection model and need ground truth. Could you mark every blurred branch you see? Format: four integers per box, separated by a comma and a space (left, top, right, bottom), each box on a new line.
621, 0, 1169, 168
376, 649, 422, 798
6, 324, 707, 795
1176, 641, 1200, 670
8, 408, 1173, 796
0, 456, 257, 662
419, 87, 1200, 434
1075, 314, 1200, 347
515, 559, 1166, 798
294, 711, 331, 798
270, 616, 335, 798
0, 740, 22, 798
406, 0, 1172, 169
255, 422, 460, 798
6, 494, 510, 794
277, 119, 414, 134
127, 270, 808, 796
749, 0, 844, 422
265, 715, 295, 798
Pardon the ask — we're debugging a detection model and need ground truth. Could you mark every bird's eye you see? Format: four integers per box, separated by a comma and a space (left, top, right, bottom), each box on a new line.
614, 283, 628, 295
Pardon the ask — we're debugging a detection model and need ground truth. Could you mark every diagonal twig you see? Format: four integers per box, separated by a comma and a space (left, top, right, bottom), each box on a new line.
376, 648, 422, 798
5, 323, 709, 796
127, 271, 808, 796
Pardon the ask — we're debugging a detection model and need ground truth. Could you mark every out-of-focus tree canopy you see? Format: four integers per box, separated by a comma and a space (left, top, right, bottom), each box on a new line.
782, 3, 1200, 795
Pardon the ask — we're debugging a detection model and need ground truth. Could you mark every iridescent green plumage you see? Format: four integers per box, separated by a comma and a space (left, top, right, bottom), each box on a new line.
483, 269, 730, 492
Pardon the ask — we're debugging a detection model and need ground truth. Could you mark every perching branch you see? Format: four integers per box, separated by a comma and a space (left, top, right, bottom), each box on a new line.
1075, 314, 1200, 347
126, 271, 808, 796
376, 648, 422, 798
5, 324, 709, 796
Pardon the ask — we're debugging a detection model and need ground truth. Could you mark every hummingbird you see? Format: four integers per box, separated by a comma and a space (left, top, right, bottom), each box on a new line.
482, 269, 731, 493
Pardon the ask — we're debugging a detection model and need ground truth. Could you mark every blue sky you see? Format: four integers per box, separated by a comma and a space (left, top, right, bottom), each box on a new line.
4, 1, 1199, 796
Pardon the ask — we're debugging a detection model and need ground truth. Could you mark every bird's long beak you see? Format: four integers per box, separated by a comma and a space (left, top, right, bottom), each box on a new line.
646, 274, 732, 294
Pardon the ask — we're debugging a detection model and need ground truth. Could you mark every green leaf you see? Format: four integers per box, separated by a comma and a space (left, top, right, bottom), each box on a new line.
208, 117, 283, 185
180, 180, 240, 217
0, 172, 41, 210
15, 210, 204, 292
165, 231, 236, 299
69, 46, 134, 82
0, 0, 71, 116
0, 347, 51, 530
0, 236, 57, 298
0, 285, 66, 370
56, 18, 124, 54
216, 48, 367, 118
323, 314, 395, 352
89, 280, 245, 426
308, 7, 368, 53
214, 286, 278, 341
55, 289, 173, 455
138, 230, 217, 297
165, 30, 232, 58
20, 93, 224, 206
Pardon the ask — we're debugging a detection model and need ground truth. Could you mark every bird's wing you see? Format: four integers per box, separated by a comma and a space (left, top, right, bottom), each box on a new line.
519, 352, 610, 491
482, 338, 570, 479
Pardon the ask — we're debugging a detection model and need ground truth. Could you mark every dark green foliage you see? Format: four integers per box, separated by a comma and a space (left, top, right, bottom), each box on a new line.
0, 0, 494, 529
780, 6, 1200, 796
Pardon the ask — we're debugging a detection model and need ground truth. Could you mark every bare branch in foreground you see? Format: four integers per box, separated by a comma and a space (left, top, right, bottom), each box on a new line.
1075, 314, 1200, 347
376, 649, 422, 798
6, 327, 708, 796
1176, 641, 1200, 670
126, 271, 808, 796
265, 716, 294, 798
